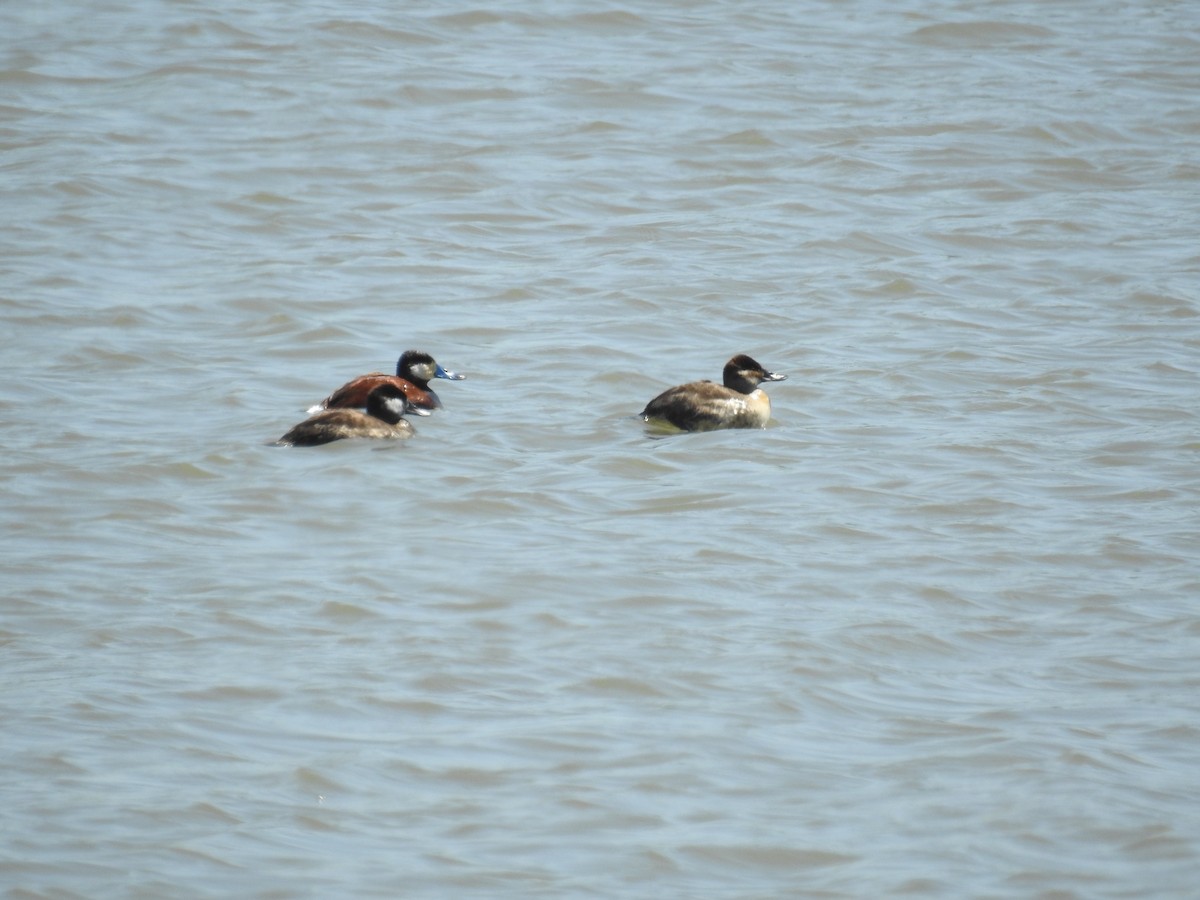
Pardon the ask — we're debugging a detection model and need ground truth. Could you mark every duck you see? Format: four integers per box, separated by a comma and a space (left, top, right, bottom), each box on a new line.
639, 354, 787, 432
308, 349, 465, 415
277, 383, 416, 446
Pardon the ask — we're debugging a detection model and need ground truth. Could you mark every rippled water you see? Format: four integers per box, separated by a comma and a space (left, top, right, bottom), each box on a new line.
4, 1, 1199, 896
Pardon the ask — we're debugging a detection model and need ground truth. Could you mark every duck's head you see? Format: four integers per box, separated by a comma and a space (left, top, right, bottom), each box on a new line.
397, 350, 466, 385
365, 383, 411, 424
723, 354, 787, 392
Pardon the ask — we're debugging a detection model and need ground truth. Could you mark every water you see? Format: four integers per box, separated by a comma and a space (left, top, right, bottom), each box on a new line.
3, 1, 1199, 896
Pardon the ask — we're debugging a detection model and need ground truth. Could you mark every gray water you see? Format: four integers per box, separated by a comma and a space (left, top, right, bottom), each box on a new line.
3, 1, 1199, 897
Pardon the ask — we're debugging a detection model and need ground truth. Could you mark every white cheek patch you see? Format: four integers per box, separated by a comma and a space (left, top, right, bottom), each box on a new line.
384, 397, 408, 417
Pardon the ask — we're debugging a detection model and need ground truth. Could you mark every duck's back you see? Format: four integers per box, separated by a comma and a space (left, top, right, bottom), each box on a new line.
278, 409, 414, 446
641, 381, 771, 432
315, 375, 439, 412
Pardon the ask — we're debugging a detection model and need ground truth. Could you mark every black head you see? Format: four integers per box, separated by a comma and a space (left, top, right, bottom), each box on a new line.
723, 354, 787, 392
395, 350, 436, 378
396, 349, 464, 385
365, 383, 410, 424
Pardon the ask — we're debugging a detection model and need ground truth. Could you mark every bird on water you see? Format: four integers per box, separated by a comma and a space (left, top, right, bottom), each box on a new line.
639, 354, 787, 432
277, 383, 417, 446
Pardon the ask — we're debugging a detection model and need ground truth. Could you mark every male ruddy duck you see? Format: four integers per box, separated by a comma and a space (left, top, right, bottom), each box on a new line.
640, 354, 787, 432
308, 349, 464, 415
278, 383, 416, 446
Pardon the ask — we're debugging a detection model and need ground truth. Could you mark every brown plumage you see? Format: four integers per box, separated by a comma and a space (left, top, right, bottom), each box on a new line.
309, 349, 464, 414
277, 384, 416, 447
640, 354, 787, 432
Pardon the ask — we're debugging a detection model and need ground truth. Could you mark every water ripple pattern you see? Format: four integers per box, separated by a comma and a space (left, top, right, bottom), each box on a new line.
3, 0, 1199, 897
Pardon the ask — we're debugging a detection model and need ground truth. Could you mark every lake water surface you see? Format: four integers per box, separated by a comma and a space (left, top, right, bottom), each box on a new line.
3, 1, 1199, 897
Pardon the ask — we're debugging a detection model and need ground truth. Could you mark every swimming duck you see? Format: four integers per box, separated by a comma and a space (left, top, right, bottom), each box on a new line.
278, 383, 416, 446
308, 349, 465, 414
640, 354, 787, 432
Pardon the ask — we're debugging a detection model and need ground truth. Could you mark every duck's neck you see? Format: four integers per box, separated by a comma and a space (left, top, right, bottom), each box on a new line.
723, 371, 758, 394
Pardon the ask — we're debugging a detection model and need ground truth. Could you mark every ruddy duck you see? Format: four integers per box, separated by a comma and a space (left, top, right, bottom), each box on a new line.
640, 354, 787, 432
277, 383, 416, 446
308, 349, 465, 414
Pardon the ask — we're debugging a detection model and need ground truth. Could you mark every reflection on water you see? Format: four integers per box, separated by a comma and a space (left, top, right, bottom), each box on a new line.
3, 0, 1199, 896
